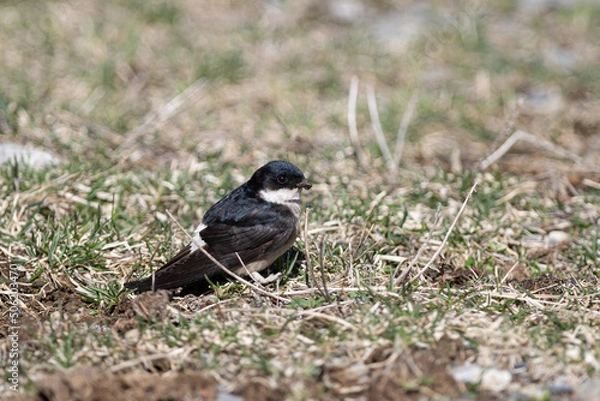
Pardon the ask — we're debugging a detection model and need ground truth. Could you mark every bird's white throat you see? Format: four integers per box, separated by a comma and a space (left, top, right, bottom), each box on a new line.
259, 188, 300, 205
259, 187, 302, 219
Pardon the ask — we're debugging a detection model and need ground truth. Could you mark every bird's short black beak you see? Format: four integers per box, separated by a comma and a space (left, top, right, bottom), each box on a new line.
298, 178, 312, 190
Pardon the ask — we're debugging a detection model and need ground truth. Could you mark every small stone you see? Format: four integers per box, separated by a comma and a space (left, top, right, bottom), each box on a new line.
217, 392, 244, 401
547, 231, 569, 246
450, 363, 483, 384
481, 368, 512, 392
576, 377, 600, 401
327, 0, 365, 23
521, 87, 564, 115
518, 384, 548, 400
0, 142, 60, 170
370, 4, 432, 52
543, 45, 578, 70
548, 376, 573, 395
124, 328, 140, 344
507, 391, 540, 401
511, 361, 527, 374
548, 383, 573, 395
565, 346, 581, 362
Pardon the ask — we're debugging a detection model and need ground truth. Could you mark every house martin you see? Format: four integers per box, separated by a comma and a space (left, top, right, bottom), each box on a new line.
125, 160, 312, 292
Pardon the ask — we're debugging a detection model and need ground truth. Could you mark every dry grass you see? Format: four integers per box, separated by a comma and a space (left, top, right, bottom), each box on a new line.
1, 1, 600, 400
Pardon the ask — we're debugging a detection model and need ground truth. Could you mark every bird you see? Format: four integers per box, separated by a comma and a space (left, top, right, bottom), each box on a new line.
125, 160, 312, 293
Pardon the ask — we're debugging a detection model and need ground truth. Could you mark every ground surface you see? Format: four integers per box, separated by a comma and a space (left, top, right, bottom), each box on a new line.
1, 1, 600, 400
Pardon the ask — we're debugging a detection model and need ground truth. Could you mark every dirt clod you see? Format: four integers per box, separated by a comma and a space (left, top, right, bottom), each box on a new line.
29, 365, 217, 401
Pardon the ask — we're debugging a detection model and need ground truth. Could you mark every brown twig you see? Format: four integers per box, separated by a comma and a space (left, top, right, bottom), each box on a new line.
115, 78, 207, 155
317, 234, 331, 303
480, 130, 582, 171
303, 208, 316, 288
393, 203, 442, 286
367, 85, 396, 173
348, 76, 367, 168
393, 93, 418, 167
409, 179, 479, 284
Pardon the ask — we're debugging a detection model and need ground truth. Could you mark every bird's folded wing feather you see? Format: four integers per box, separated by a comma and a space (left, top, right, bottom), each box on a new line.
126, 209, 296, 291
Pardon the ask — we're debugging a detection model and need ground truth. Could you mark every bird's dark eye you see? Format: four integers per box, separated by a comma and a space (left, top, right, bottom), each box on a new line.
276, 175, 288, 184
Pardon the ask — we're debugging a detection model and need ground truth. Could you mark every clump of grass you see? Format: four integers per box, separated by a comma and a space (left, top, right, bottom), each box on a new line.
1, 1, 600, 400
195, 49, 249, 84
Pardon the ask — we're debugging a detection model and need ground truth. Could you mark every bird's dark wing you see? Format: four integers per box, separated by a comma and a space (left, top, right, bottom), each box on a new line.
200, 215, 297, 268
124, 243, 221, 292
125, 203, 297, 292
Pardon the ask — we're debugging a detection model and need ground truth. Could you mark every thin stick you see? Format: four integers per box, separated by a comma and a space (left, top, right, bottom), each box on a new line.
393, 94, 418, 166
109, 349, 192, 373
116, 79, 207, 153
394, 203, 442, 286
295, 310, 354, 330
144, 236, 162, 293
347, 241, 355, 287
480, 130, 582, 171
582, 178, 600, 190
303, 208, 319, 290
348, 76, 366, 167
366, 85, 396, 173
500, 261, 520, 285
196, 306, 356, 330
409, 179, 479, 284
236, 251, 265, 289
317, 234, 331, 303
489, 97, 522, 152
351, 191, 387, 280
165, 210, 290, 304
282, 286, 403, 298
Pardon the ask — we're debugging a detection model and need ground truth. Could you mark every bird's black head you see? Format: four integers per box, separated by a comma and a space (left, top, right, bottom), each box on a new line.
248, 161, 311, 202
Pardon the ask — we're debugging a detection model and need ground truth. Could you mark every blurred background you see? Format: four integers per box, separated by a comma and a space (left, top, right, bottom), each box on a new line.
1, 0, 599, 181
